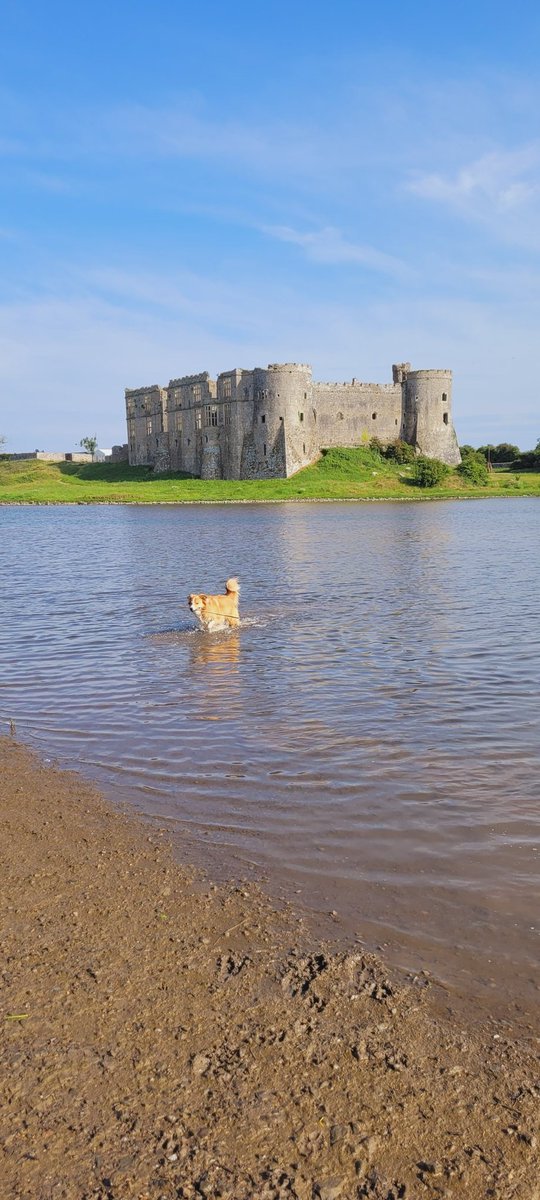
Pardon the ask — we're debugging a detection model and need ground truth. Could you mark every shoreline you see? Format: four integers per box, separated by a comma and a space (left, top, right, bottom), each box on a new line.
2, 491, 540, 507
1, 736, 538, 1199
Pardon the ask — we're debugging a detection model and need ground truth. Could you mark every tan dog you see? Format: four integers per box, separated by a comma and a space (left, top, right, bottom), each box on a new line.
188, 577, 240, 630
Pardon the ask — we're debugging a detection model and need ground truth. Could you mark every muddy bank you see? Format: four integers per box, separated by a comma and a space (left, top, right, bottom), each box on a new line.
1, 738, 538, 1200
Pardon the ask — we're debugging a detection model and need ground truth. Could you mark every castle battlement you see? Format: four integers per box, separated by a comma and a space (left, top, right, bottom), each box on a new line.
125, 360, 460, 479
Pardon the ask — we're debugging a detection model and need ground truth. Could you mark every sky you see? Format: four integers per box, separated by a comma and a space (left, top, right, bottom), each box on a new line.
1, 0, 540, 452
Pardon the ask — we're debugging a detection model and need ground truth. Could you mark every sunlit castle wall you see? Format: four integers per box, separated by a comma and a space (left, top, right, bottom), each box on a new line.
125, 385, 168, 467
313, 374, 404, 450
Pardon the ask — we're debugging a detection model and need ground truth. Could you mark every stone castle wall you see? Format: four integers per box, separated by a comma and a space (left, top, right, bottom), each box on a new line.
125, 361, 461, 479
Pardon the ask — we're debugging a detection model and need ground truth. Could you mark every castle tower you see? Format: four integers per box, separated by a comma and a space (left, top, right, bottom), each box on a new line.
403, 369, 461, 466
261, 363, 313, 477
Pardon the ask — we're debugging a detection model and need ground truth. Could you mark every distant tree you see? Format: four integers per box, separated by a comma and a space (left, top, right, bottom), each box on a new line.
80, 435, 98, 461
491, 443, 520, 462
413, 457, 449, 488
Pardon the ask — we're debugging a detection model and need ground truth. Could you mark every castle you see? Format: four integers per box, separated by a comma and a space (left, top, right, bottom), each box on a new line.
125, 361, 461, 479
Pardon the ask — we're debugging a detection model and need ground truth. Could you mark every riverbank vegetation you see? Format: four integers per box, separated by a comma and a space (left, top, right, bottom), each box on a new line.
1, 447, 539, 503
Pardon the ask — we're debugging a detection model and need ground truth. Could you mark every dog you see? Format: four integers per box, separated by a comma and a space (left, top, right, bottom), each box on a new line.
188, 577, 240, 630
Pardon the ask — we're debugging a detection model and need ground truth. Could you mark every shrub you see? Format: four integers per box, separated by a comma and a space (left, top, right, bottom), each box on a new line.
387, 438, 416, 464
413, 456, 449, 488
458, 451, 490, 486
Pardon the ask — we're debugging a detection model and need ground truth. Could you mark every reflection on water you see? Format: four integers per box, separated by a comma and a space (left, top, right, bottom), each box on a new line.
0, 499, 539, 1019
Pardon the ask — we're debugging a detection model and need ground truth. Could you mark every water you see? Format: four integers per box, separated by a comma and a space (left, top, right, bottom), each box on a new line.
1, 500, 539, 1020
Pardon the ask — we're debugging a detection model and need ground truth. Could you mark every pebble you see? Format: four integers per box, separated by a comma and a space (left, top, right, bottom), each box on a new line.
191, 1053, 211, 1077
315, 1178, 344, 1200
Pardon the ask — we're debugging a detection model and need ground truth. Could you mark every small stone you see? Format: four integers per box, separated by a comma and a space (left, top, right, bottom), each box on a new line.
418, 1160, 442, 1175
316, 1178, 344, 1200
191, 1053, 210, 1077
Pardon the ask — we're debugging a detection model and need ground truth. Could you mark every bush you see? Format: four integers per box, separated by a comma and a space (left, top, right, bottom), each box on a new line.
387, 438, 417, 464
458, 452, 490, 486
413, 456, 449, 488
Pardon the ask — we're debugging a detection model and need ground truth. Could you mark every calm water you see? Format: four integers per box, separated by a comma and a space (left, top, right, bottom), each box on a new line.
1, 500, 539, 1019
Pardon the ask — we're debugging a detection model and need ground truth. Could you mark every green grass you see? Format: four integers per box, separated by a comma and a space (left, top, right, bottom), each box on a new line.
1, 450, 539, 504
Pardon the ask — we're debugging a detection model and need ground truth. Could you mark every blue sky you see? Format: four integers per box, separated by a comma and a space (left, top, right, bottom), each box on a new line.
2, 0, 540, 452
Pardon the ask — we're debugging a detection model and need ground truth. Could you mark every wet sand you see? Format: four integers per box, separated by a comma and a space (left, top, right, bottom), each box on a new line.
1, 737, 538, 1200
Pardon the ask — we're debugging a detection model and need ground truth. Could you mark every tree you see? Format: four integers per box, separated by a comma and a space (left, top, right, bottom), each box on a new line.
80, 435, 98, 461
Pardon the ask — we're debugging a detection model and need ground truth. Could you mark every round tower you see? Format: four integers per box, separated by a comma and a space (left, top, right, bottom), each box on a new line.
404, 369, 461, 466
260, 363, 313, 477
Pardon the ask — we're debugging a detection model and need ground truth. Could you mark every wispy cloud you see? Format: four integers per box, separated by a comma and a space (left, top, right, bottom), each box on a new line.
406, 146, 540, 245
263, 224, 408, 276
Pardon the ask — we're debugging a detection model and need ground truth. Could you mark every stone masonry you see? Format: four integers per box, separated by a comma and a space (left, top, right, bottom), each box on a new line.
125, 361, 461, 479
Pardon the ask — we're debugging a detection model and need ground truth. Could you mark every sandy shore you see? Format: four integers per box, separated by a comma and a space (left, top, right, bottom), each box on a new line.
1, 737, 538, 1200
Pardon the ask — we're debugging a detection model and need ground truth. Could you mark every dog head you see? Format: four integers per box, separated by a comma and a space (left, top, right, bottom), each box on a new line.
188, 592, 206, 617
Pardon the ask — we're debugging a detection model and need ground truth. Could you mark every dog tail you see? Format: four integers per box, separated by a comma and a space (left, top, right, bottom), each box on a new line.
225, 577, 240, 595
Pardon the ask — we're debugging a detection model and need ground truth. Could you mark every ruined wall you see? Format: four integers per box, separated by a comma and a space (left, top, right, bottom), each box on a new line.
126, 385, 168, 467
312, 381, 403, 450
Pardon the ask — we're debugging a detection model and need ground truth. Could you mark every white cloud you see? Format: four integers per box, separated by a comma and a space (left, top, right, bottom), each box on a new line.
406, 146, 540, 245
263, 224, 408, 276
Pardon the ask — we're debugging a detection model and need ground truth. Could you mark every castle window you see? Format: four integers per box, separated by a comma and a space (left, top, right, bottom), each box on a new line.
442, 392, 447, 403
261, 414, 266, 423
156, 437, 159, 447
243, 386, 249, 399
443, 412, 449, 425
263, 444, 267, 456
187, 438, 191, 446
303, 443, 306, 454
146, 418, 152, 436
337, 412, 343, 420
372, 412, 377, 420
304, 392, 307, 400
196, 411, 202, 430
205, 435, 208, 443
221, 377, 232, 399
299, 412, 304, 422
224, 405, 231, 426
193, 384, 202, 402
395, 419, 398, 425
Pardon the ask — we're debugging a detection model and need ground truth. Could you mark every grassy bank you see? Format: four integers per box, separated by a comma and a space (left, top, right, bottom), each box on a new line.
1, 449, 540, 503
